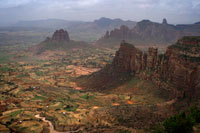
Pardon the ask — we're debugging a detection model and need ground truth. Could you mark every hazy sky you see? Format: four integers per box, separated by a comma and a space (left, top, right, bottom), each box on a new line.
0, 0, 199, 26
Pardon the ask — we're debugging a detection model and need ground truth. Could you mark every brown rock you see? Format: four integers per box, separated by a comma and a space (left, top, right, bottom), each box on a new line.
112, 40, 143, 73
52, 29, 70, 42
78, 36, 200, 101
97, 19, 200, 46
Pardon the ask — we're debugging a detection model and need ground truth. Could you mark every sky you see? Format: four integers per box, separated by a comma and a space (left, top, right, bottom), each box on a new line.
0, 0, 199, 26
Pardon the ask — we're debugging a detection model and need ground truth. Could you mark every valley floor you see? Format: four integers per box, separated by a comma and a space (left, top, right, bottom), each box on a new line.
0, 45, 173, 133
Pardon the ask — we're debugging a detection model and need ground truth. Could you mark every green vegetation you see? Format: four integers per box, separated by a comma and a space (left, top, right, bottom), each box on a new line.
9, 110, 23, 117
0, 66, 11, 72
80, 94, 95, 100
116, 129, 131, 133
182, 36, 200, 42
179, 54, 200, 62
155, 105, 200, 133
32, 95, 46, 101
0, 55, 10, 64
35, 71, 45, 76
18, 127, 28, 131
163, 112, 193, 133
64, 105, 79, 112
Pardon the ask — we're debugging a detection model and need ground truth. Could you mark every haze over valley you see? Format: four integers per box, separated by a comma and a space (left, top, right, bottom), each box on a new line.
0, 0, 200, 133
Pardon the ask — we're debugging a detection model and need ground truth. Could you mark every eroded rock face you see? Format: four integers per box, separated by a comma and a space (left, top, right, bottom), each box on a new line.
113, 40, 143, 73
112, 37, 200, 99
51, 29, 70, 42
113, 40, 158, 73
98, 19, 200, 45
164, 37, 200, 99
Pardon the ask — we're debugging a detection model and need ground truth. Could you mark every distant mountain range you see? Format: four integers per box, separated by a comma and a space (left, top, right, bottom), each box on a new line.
97, 19, 200, 46
13, 19, 84, 29
12, 17, 137, 42
1, 17, 200, 45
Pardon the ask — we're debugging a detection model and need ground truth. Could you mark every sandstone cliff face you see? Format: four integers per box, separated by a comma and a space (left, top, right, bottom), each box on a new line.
164, 37, 200, 99
113, 40, 144, 73
112, 37, 200, 99
94, 37, 200, 99
112, 41, 159, 73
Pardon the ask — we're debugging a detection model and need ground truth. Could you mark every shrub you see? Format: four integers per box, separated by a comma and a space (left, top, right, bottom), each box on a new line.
163, 105, 200, 133
116, 129, 131, 133
189, 105, 200, 123
163, 112, 193, 133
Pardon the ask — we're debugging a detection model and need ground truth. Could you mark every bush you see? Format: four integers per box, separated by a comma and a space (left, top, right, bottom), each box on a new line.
116, 129, 131, 133
163, 105, 200, 133
189, 105, 200, 123
163, 112, 193, 133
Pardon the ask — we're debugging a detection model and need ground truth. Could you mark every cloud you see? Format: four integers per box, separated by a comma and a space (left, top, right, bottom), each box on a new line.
0, 0, 199, 26
0, 0, 101, 9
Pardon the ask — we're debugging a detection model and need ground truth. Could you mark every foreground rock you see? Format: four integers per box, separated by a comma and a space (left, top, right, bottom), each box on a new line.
78, 36, 200, 100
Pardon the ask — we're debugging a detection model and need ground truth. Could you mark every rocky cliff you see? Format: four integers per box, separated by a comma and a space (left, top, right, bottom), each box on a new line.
78, 36, 200, 100
97, 19, 200, 46
114, 37, 200, 99
164, 37, 200, 99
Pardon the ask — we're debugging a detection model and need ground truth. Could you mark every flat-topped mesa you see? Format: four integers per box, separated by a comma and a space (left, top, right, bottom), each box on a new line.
51, 29, 70, 42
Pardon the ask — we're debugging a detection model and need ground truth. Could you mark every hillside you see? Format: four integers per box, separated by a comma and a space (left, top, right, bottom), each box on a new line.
97, 19, 200, 46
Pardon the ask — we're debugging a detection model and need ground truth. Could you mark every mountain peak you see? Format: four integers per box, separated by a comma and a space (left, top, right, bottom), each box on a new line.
94, 17, 113, 27
162, 18, 168, 25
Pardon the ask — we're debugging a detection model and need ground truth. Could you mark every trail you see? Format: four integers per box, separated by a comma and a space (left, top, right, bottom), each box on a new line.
35, 114, 82, 133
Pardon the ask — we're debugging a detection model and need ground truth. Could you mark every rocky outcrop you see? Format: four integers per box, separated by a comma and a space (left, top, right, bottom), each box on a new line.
97, 19, 200, 46
112, 41, 160, 73
162, 18, 168, 25
51, 29, 70, 42
113, 40, 144, 73
163, 37, 200, 99
116, 37, 200, 99
30, 29, 88, 54
79, 36, 200, 100
115, 37, 200, 99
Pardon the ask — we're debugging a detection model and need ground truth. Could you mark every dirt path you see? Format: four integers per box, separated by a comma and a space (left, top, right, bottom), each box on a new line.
35, 114, 82, 133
